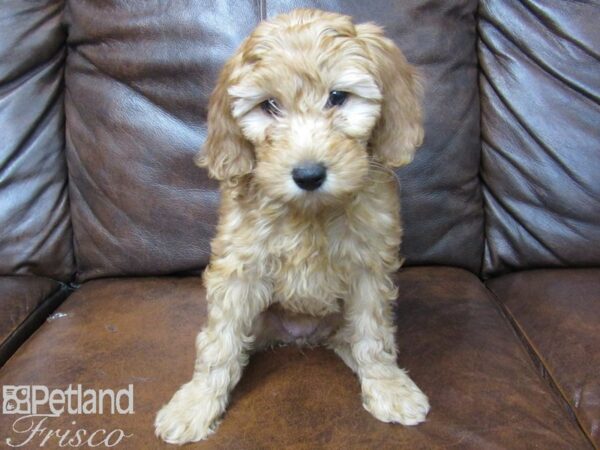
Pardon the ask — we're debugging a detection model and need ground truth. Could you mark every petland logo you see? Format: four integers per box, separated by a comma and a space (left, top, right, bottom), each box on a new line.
2, 385, 134, 448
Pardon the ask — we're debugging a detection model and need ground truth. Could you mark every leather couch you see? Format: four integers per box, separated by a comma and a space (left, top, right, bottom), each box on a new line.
1, 1, 598, 448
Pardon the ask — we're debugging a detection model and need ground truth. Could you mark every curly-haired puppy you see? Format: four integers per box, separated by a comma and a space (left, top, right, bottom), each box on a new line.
156, 9, 429, 444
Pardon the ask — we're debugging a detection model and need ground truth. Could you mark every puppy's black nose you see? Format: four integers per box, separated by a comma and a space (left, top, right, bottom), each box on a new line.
292, 163, 327, 191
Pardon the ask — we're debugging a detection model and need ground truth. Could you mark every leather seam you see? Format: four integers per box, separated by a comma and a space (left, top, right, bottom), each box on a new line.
0, 283, 74, 367
474, 5, 488, 280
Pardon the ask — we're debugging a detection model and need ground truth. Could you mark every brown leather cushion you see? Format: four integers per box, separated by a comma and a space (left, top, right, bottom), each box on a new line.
488, 269, 600, 447
479, 1, 600, 276
65, 0, 483, 281
0, 0, 74, 280
0, 268, 589, 448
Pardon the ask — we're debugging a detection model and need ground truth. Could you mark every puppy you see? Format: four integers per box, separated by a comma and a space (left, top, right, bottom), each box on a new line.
156, 9, 429, 444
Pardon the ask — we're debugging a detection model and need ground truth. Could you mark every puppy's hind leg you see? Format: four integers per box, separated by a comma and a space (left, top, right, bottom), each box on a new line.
155, 268, 271, 444
344, 271, 429, 426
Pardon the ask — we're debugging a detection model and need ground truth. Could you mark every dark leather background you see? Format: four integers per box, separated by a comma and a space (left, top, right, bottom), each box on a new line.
1, 2, 597, 281
64, 1, 257, 281
479, 0, 600, 277
0, 0, 74, 281
64, 0, 483, 281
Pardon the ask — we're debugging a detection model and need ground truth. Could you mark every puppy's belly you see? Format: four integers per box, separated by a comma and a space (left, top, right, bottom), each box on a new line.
253, 303, 343, 347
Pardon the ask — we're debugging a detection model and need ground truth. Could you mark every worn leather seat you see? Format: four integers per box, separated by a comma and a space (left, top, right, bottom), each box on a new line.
0, 268, 591, 448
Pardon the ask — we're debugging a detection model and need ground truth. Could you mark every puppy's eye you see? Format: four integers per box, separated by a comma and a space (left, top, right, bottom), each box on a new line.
326, 90, 348, 108
260, 98, 282, 116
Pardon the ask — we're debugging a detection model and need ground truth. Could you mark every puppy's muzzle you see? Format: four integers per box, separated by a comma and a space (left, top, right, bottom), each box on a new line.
292, 163, 327, 191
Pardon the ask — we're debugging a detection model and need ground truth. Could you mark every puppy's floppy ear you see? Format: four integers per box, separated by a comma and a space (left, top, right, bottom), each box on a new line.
195, 55, 254, 180
357, 23, 424, 167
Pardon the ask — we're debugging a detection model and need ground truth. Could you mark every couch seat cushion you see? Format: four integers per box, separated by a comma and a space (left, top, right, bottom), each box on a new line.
488, 269, 600, 447
0, 268, 590, 448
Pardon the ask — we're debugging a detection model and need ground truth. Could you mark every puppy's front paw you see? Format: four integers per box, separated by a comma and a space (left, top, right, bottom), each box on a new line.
155, 380, 225, 444
361, 375, 430, 426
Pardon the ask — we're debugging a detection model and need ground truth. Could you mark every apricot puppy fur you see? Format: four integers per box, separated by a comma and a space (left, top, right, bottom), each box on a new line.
155, 9, 429, 444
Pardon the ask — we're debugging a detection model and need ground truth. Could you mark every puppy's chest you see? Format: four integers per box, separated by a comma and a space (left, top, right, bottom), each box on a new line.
266, 221, 351, 316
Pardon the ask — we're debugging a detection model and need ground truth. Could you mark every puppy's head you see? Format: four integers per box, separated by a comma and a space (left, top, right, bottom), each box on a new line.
198, 9, 423, 205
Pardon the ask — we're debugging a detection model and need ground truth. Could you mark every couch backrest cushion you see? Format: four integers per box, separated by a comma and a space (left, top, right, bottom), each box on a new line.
64, 1, 259, 281
0, 0, 74, 281
479, 1, 600, 277
65, 0, 483, 281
